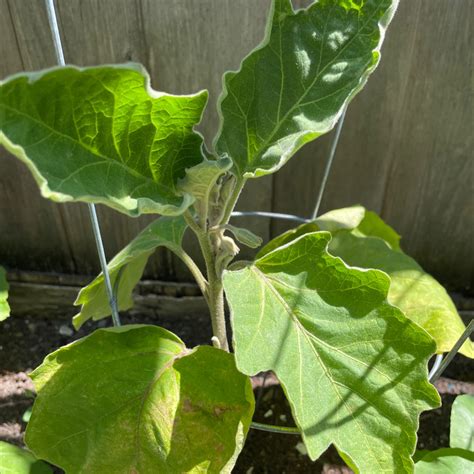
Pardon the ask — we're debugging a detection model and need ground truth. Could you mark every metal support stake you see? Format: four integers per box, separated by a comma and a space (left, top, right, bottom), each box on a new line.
311, 107, 347, 220
44, 0, 121, 326
429, 320, 473, 383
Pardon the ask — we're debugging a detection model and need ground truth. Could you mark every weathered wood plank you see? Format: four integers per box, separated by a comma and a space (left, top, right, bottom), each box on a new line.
0, 0, 78, 274
0, 0, 472, 291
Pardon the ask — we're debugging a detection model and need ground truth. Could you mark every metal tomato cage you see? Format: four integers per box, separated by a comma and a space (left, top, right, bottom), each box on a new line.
43, 0, 472, 436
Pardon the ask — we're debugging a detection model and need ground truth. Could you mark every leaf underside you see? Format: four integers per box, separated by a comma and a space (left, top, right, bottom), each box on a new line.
258, 205, 474, 358
73, 216, 187, 329
0, 266, 10, 321
0, 64, 208, 216
224, 232, 439, 472
215, 0, 399, 178
26, 325, 254, 474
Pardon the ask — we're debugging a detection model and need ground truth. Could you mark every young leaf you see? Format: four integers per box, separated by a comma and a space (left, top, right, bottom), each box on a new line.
0, 441, 52, 474
177, 157, 232, 224
214, 0, 399, 178
73, 216, 187, 329
0, 64, 208, 216
223, 225, 263, 249
26, 325, 254, 473
414, 448, 474, 473
450, 395, 474, 451
258, 206, 474, 358
223, 232, 440, 472
0, 266, 10, 321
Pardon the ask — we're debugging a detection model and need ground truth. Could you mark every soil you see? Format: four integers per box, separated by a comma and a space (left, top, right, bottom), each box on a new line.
0, 313, 472, 473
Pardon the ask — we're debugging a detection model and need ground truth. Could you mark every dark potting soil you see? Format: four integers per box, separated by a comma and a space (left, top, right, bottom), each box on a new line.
0, 313, 472, 473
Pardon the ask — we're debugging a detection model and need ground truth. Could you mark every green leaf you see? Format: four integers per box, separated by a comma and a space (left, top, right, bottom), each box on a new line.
414, 448, 474, 473
223, 232, 440, 471
0, 441, 52, 474
177, 157, 232, 223
0, 64, 208, 216
450, 395, 474, 450
26, 325, 254, 473
0, 266, 9, 321
223, 225, 263, 249
214, 0, 399, 178
258, 206, 474, 358
73, 216, 187, 329
329, 231, 474, 358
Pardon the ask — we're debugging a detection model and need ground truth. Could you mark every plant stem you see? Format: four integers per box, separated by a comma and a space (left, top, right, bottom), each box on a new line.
221, 177, 246, 225
172, 246, 209, 302
184, 211, 229, 351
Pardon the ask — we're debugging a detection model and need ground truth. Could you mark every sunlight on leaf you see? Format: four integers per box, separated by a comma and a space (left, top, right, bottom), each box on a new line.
26, 325, 254, 473
224, 232, 439, 472
73, 216, 187, 329
258, 206, 474, 358
215, 0, 399, 178
0, 266, 10, 321
0, 64, 208, 216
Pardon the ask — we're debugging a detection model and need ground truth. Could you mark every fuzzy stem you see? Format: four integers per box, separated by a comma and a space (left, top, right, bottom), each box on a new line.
184, 211, 229, 351
172, 247, 209, 302
220, 177, 246, 225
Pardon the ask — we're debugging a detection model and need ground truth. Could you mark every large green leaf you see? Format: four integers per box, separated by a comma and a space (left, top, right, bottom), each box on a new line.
26, 325, 254, 473
414, 448, 474, 473
0, 64, 208, 216
73, 216, 187, 329
450, 395, 474, 450
0, 441, 52, 474
224, 232, 440, 472
214, 0, 399, 178
258, 206, 474, 358
0, 266, 9, 321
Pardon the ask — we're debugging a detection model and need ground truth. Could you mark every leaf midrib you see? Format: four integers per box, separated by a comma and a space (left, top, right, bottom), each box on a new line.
241, 1, 384, 172
1, 103, 168, 190
251, 265, 413, 465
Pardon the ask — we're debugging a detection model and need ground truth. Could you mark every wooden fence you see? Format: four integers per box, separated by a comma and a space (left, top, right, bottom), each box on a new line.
1, 0, 472, 291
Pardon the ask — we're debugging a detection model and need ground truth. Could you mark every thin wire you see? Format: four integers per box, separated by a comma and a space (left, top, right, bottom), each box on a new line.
429, 320, 473, 383
44, 0, 121, 327
311, 107, 347, 220
428, 354, 443, 381
231, 211, 310, 223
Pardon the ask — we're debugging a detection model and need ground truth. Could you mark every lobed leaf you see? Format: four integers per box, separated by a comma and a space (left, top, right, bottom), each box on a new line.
258, 206, 474, 358
0, 266, 9, 321
215, 0, 399, 178
0, 64, 208, 216
26, 325, 254, 473
73, 216, 187, 329
224, 232, 440, 472
0, 441, 52, 474
450, 395, 474, 451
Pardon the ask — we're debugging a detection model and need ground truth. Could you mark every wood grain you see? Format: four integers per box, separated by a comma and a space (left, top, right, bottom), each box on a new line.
0, 0, 472, 291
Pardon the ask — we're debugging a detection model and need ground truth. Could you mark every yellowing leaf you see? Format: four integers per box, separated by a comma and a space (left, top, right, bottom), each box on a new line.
26, 325, 254, 473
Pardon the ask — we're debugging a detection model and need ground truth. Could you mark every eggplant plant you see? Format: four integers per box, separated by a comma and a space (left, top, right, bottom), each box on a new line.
1, 0, 473, 472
